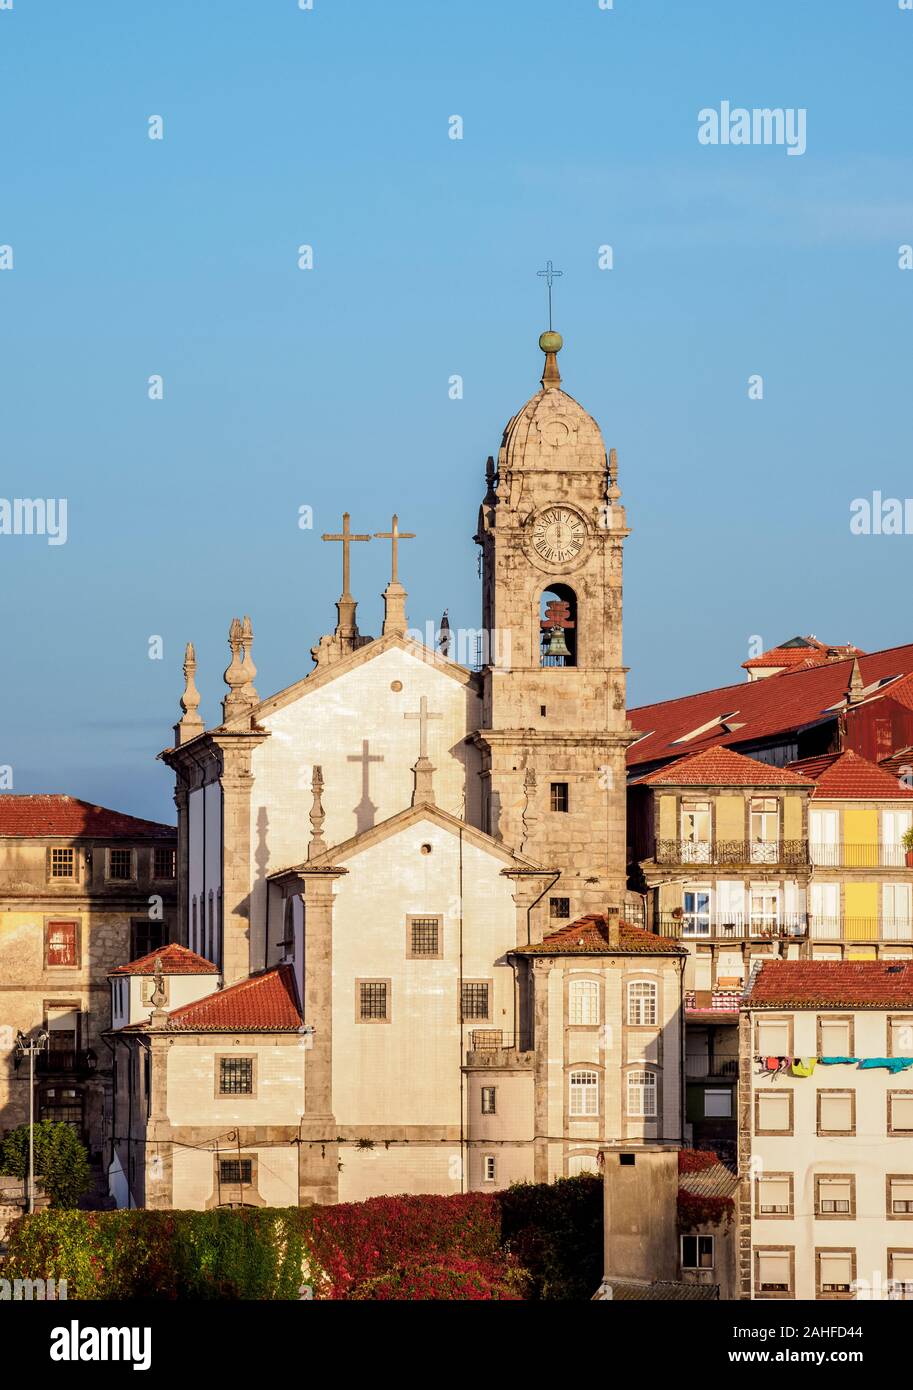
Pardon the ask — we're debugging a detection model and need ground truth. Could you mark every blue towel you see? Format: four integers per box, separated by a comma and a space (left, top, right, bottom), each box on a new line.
858, 1057, 913, 1074
818, 1057, 860, 1065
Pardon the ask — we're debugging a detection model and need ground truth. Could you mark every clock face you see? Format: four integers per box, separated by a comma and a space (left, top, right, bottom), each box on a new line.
532, 508, 586, 565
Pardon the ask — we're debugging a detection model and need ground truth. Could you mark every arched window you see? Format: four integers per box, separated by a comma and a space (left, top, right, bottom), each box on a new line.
540, 585, 577, 667
627, 1069, 657, 1118
568, 979, 599, 1026
569, 1069, 599, 1117
627, 980, 658, 1026
567, 1153, 599, 1177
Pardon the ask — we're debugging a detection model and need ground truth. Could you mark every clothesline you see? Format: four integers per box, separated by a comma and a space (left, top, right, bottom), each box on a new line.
757, 1055, 913, 1077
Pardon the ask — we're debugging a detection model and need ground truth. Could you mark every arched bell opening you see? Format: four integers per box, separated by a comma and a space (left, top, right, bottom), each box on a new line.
540, 585, 577, 667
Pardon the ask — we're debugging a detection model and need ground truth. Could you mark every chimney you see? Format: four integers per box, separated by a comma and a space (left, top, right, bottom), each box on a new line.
605, 905, 621, 948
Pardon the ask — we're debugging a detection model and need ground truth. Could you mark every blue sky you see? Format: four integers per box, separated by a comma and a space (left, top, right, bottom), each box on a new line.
1, 0, 911, 822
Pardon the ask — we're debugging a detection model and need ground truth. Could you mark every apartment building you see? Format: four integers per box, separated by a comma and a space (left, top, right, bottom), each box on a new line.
739, 959, 913, 1300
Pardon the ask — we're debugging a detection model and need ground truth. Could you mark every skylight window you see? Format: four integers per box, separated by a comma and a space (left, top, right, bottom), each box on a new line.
672, 712, 740, 745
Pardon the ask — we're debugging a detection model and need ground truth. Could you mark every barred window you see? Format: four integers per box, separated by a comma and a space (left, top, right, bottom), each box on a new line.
49, 848, 75, 879
481, 1086, 497, 1115
359, 981, 389, 1022
569, 1069, 599, 1117
550, 782, 569, 812
108, 848, 134, 881
626, 1069, 657, 1118
461, 982, 490, 1022
219, 1057, 254, 1094
550, 897, 571, 920
409, 917, 440, 957
153, 847, 175, 879
628, 980, 658, 1026
220, 1159, 252, 1185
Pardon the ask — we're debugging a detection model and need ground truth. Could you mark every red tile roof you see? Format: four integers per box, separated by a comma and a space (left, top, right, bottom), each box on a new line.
512, 913, 685, 956
109, 943, 220, 977
742, 637, 863, 673
788, 748, 913, 800
744, 959, 913, 1009
878, 747, 913, 782
628, 641, 913, 770
635, 746, 814, 788
0, 794, 175, 840
160, 965, 303, 1031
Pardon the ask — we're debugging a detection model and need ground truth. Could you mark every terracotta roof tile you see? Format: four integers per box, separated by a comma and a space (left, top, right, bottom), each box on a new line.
744, 959, 913, 1010
635, 746, 814, 788
742, 637, 863, 673
512, 914, 685, 956
788, 748, 913, 800
109, 943, 220, 977
0, 794, 174, 840
160, 964, 303, 1031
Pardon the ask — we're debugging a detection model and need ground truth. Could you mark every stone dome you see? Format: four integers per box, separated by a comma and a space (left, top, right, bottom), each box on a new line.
498, 337, 607, 475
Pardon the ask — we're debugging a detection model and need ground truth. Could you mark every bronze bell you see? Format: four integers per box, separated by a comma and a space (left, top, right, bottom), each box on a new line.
545, 626, 571, 659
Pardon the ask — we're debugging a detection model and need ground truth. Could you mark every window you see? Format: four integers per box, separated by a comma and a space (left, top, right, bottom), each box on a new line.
683, 888, 711, 936
461, 982, 490, 1022
568, 979, 599, 1026
889, 1177, 913, 1216
549, 897, 571, 920
45, 920, 79, 968
681, 801, 711, 862
49, 847, 76, 879
883, 810, 913, 866
889, 1251, 913, 1299
890, 1018, 913, 1058
407, 916, 441, 958
817, 1250, 855, 1297
750, 885, 780, 935
756, 1018, 791, 1055
681, 1234, 714, 1270
569, 1070, 599, 1117
755, 1248, 793, 1296
757, 1175, 792, 1216
550, 782, 569, 813
818, 1016, 853, 1056
626, 1069, 657, 1119
890, 1092, 913, 1134
220, 1159, 252, 1185
108, 848, 134, 881
627, 980, 658, 1026
130, 920, 164, 961
219, 1057, 254, 1095
818, 1091, 855, 1136
567, 1154, 598, 1177
704, 1088, 732, 1118
756, 1091, 792, 1135
884, 884, 913, 940
816, 1176, 854, 1217
358, 980, 390, 1022
481, 1086, 497, 1115
482, 1155, 497, 1183
810, 882, 841, 939
153, 847, 176, 879
750, 798, 779, 863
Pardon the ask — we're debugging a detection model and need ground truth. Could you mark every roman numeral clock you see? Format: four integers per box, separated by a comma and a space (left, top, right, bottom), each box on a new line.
530, 507, 587, 565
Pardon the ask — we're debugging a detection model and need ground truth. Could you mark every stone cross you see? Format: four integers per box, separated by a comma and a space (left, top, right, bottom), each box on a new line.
404, 695, 442, 760
374, 514, 415, 584
321, 512, 371, 599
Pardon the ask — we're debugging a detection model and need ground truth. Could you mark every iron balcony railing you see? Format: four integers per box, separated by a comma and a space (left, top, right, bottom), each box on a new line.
36, 1049, 95, 1076
810, 843, 913, 869
808, 916, 913, 943
657, 913, 807, 941
466, 1029, 529, 1052
685, 990, 743, 1014
656, 839, 808, 867
685, 1055, 739, 1079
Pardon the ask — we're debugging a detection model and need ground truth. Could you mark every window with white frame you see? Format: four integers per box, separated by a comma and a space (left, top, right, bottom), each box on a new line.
626, 1069, 657, 1119
681, 801, 711, 862
817, 1176, 853, 1215
756, 1018, 790, 1055
569, 1069, 599, 1117
567, 1154, 598, 1177
756, 1249, 792, 1294
683, 887, 711, 936
49, 847, 77, 880
883, 810, 913, 868
750, 885, 780, 935
819, 1091, 854, 1135
704, 1088, 732, 1118
810, 882, 840, 939
756, 1092, 791, 1133
809, 809, 839, 867
818, 1250, 854, 1295
750, 798, 779, 863
627, 980, 658, 1026
482, 1155, 497, 1183
757, 1175, 792, 1215
481, 1086, 496, 1115
681, 1234, 714, 1270
568, 979, 599, 1026
884, 884, 913, 940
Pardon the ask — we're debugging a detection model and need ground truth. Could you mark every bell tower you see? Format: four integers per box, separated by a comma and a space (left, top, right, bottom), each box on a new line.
471, 330, 636, 926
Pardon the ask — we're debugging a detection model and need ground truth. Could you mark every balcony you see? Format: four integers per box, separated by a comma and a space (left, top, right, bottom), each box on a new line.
685, 1054, 739, 1079
685, 990, 743, 1017
35, 1048, 96, 1076
810, 843, 913, 869
658, 913, 807, 941
656, 839, 808, 868
809, 916, 913, 943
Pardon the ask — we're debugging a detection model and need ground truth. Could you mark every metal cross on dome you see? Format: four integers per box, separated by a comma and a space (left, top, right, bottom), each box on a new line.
537, 260, 563, 331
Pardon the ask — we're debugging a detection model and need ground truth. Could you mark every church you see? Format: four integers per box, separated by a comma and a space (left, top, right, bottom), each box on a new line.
106, 330, 685, 1210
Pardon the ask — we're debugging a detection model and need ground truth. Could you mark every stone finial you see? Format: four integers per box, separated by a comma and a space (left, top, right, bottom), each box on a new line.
308, 765, 327, 860
438, 610, 452, 658
238, 615, 259, 710
519, 765, 539, 854
847, 656, 865, 706
149, 956, 168, 1028
411, 755, 436, 807
174, 641, 205, 745
539, 330, 562, 390
221, 617, 247, 720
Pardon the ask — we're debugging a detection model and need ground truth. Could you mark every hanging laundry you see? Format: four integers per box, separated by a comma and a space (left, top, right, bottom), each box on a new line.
818, 1057, 859, 1066
791, 1057, 816, 1077
858, 1057, 913, 1074
765, 1056, 780, 1072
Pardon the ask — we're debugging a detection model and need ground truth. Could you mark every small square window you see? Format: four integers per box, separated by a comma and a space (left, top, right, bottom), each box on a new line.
219, 1159, 252, 1185
704, 1088, 732, 1119
681, 1234, 714, 1270
818, 1091, 855, 1136
46, 920, 79, 968
108, 848, 134, 881
482, 1155, 497, 1183
889, 1177, 913, 1215
890, 1092, 913, 1134
550, 897, 571, 920
219, 1057, 254, 1095
550, 782, 569, 813
49, 848, 76, 879
153, 847, 175, 879
408, 916, 441, 958
481, 1086, 497, 1115
461, 982, 491, 1022
358, 980, 390, 1022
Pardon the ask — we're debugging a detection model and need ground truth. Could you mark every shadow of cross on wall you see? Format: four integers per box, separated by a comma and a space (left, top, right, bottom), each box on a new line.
348, 739, 384, 833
